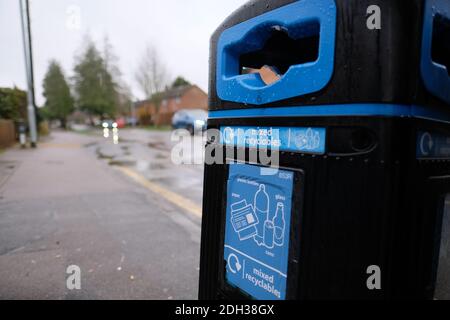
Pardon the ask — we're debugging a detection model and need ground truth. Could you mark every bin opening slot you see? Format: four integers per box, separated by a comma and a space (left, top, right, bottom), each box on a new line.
239, 22, 320, 85
432, 14, 450, 76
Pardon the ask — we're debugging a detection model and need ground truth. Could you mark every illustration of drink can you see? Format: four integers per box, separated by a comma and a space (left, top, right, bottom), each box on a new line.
263, 220, 275, 249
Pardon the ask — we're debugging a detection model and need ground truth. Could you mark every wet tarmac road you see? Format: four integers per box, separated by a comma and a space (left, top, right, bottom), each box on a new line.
0, 129, 204, 299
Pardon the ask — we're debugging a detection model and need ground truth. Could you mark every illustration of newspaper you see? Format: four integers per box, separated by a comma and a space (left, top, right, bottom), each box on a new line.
230, 200, 259, 241
231, 186, 286, 248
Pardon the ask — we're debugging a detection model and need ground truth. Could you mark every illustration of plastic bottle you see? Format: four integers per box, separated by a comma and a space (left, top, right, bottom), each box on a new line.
313, 131, 321, 149
254, 184, 269, 241
263, 221, 275, 249
306, 128, 314, 149
272, 202, 285, 246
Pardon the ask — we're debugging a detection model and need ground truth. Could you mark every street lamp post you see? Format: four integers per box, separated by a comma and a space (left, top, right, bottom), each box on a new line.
19, 0, 38, 148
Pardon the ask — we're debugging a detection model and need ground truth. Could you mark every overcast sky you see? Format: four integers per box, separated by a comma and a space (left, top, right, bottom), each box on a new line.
0, 0, 247, 106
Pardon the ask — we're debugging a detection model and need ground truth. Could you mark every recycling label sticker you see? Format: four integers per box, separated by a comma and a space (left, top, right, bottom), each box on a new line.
224, 163, 294, 300
220, 126, 326, 154
416, 131, 450, 159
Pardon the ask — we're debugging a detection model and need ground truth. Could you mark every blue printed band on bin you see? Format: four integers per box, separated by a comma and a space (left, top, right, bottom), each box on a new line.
224, 163, 294, 300
220, 126, 326, 154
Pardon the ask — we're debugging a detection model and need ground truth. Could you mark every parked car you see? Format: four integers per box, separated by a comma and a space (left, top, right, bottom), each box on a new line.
172, 109, 207, 135
115, 118, 126, 129
101, 120, 117, 129
125, 117, 138, 126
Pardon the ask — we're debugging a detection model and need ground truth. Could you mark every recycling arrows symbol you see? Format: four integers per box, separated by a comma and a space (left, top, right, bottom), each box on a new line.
420, 132, 434, 156
227, 253, 242, 274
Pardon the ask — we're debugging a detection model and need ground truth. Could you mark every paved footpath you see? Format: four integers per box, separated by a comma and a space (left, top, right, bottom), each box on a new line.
0, 131, 201, 299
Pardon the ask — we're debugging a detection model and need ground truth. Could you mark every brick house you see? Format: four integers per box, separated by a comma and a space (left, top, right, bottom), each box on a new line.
135, 85, 207, 126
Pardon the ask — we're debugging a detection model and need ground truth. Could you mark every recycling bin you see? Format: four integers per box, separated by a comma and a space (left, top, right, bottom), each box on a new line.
199, 0, 450, 300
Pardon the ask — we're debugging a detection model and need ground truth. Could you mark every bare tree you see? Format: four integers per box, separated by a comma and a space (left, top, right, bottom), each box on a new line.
103, 35, 134, 117
103, 35, 122, 83
135, 45, 169, 102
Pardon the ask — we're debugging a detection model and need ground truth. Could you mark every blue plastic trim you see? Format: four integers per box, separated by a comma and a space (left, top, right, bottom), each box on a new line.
216, 0, 336, 105
421, 0, 450, 104
208, 103, 450, 124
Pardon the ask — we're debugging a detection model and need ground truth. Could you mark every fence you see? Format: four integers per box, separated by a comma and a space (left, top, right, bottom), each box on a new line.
0, 119, 15, 148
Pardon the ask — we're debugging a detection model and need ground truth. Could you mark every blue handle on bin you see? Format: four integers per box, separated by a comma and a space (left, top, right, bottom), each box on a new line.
216, 0, 337, 105
421, 0, 450, 105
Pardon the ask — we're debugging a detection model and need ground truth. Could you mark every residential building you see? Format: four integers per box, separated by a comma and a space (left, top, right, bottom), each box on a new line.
135, 85, 207, 126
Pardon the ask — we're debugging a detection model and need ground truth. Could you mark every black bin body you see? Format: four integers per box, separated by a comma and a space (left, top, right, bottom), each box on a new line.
199, 0, 450, 300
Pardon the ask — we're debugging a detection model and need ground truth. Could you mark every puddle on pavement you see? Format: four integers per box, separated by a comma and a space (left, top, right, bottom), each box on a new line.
0, 161, 17, 170
109, 158, 137, 166
155, 153, 167, 159
135, 160, 167, 171
83, 142, 98, 148
0, 161, 18, 188
118, 138, 139, 144
97, 152, 114, 160
136, 160, 150, 171
149, 162, 167, 170
45, 160, 64, 165
153, 176, 202, 189
148, 142, 167, 151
